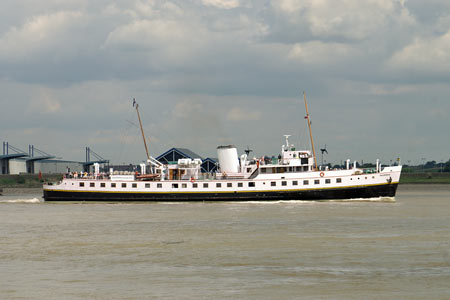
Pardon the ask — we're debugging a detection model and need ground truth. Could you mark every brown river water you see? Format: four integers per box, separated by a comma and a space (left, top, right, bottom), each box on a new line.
0, 185, 449, 299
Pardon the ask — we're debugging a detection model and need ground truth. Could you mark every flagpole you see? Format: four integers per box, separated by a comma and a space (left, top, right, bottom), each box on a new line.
304, 92, 318, 170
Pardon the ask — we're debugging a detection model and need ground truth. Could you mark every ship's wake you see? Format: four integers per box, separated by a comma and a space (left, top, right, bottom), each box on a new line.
0, 198, 42, 204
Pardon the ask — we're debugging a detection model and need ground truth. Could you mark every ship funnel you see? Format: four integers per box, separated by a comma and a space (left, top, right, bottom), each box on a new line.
217, 145, 239, 173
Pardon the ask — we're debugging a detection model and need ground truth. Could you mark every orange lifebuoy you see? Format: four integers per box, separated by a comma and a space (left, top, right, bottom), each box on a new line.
320, 172, 325, 177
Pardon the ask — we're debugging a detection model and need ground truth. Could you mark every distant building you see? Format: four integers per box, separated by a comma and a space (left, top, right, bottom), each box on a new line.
156, 147, 217, 173
1, 158, 84, 175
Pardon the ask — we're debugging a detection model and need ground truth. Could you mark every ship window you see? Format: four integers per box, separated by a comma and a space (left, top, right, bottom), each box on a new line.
238, 182, 243, 187
271, 181, 276, 186
288, 167, 293, 172
216, 183, 221, 188
301, 158, 308, 165
293, 181, 298, 186
132, 183, 137, 188
157, 183, 162, 188
182, 183, 187, 188
193, 183, 198, 188
111, 183, 116, 188
90, 182, 95, 187
203, 183, 208, 188
282, 181, 287, 186
145, 183, 150, 188
314, 180, 320, 185
303, 180, 309, 185
172, 184, 178, 188
248, 182, 255, 187
100, 183, 105, 188
325, 179, 331, 184
278, 168, 285, 173
227, 183, 232, 187
296, 167, 302, 172
122, 183, 127, 188
336, 178, 342, 183
79, 182, 84, 187
247, 168, 252, 173
261, 168, 266, 173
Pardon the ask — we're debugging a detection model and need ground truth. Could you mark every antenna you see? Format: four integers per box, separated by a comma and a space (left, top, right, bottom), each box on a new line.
244, 146, 253, 156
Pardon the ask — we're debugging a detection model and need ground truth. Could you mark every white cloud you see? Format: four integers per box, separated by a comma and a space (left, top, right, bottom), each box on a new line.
273, 0, 415, 40
202, 0, 241, 9
227, 107, 262, 121
287, 41, 357, 64
27, 89, 61, 114
0, 11, 85, 62
387, 30, 450, 74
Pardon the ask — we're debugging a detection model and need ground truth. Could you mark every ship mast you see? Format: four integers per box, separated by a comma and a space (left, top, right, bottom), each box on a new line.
133, 98, 150, 162
303, 92, 318, 170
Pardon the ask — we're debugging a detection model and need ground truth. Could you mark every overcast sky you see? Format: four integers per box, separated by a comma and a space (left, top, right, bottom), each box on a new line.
1, 0, 449, 165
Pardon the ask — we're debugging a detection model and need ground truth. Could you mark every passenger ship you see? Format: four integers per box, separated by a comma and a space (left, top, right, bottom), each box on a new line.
43, 96, 402, 202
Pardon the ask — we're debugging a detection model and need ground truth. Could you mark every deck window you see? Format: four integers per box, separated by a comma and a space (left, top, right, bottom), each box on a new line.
301, 158, 308, 165
193, 183, 198, 188
132, 183, 137, 188
282, 181, 287, 186
227, 183, 232, 187
79, 182, 84, 187
261, 168, 266, 173
122, 183, 127, 188
100, 183, 105, 188
325, 179, 331, 184
336, 178, 342, 183
111, 183, 116, 188
271, 181, 276, 186
182, 183, 187, 188
248, 182, 255, 187
157, 183, 162, 188
203, 183, 208, 188
303, 180, 309, 185
314, 180, 320, 185
293, 181, 298, 186
247, 168, 252, 173
90, 182, 95, 187
172, 183, 178, 188
238, 182, 243, 187
145, 183, 150, 188
216, 183, 221, 188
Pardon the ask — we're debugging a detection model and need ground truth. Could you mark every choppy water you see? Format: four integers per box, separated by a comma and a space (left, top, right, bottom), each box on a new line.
0, 185, 449, 299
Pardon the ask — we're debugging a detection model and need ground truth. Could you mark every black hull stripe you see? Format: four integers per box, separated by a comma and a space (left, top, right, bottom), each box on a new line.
44, 183, 398, 201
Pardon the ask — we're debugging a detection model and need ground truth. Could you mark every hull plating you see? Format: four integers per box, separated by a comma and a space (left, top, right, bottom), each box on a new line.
44, 183, 398, 202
